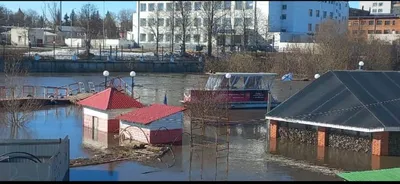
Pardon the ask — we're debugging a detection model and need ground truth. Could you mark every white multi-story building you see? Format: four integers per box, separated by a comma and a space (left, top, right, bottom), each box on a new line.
359, 1, 392, 14
132, 1, 349, 51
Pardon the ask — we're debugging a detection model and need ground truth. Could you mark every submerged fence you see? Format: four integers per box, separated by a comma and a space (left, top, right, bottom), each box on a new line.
0, 136, 70, 181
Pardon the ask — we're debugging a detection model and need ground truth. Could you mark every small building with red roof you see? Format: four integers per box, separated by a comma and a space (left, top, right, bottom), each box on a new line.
117, 104, 185, 145
78, 87, 144, 133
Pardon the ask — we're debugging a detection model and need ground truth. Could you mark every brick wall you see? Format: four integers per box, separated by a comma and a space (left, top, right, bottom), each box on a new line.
120, 123, 150, 143
149, 129, 183, 145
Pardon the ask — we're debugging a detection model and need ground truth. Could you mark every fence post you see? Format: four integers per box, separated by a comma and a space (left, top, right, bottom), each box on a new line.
77, 43, 79, 54
109, 46, 112, 57
161, 46, 164, 61
99, 44, 102, 61
2, 44, 5, 59
141, 46, 144, 58
115, 46, 118, 60
121, 46, 123, 60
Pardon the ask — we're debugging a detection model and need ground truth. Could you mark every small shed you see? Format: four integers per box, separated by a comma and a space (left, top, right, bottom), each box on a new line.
337, 168, 400, 181
266, 70, 400, 156
78, 87, 144, 133
117, 104, 185, 145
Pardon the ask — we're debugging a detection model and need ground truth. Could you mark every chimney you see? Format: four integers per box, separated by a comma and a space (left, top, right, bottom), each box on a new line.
362, 5, 364, 10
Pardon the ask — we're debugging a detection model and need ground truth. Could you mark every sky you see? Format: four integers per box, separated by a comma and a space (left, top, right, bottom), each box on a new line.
1, 1, 359, 18
0, 1, 137, 18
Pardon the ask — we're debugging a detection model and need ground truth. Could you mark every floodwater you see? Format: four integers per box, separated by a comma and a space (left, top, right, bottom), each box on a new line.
1, 73, 400, 181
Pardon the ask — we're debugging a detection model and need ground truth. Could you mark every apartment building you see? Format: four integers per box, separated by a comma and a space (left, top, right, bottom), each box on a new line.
348, 15, 400, 40
359, 1, 393, 14
132, 1, 349, 50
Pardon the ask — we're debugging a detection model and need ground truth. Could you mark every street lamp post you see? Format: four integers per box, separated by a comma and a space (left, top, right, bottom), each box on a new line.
225, 73, 231, 109
28, 40, 31, 58
358, 61, 364, 70
103, 70, 109, 89
53, 41, 56, 58
130, 71, 136, 98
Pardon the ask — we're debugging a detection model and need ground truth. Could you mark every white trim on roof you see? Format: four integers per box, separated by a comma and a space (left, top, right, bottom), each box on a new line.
265, 116, 392, 133
213, 72, 278, 76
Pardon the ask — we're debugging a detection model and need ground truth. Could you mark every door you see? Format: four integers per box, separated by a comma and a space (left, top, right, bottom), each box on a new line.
92, 116, 99, 140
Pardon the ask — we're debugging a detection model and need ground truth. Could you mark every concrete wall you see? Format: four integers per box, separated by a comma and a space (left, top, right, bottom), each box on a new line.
13, 60, 203, 73
65, 38, 136, 48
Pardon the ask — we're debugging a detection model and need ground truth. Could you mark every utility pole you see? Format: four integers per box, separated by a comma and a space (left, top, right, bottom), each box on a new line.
60, 1, 62, 44
137, 1, 140, 46
103, 1, 105, 48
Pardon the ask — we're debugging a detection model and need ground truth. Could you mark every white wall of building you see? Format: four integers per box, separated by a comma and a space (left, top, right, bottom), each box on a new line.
65, 38, 136, 48
83, 107, 109, 120
133, 1, 349, 48
359, 1, 392, 14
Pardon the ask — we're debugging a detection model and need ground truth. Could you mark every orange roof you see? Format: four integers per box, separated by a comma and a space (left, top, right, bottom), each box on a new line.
117, 104, 185, 125
78, 87, 144, 110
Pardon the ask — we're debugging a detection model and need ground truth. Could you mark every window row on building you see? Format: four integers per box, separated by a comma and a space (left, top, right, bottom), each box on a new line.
351, 29, 399, 34
139, 33, 208, 43
349, 20, 397, 26
140, 1, 254, 12
140, 17, 254, 28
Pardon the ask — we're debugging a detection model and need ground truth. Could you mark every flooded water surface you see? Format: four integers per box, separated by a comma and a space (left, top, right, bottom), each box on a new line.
1, 73, 399, 181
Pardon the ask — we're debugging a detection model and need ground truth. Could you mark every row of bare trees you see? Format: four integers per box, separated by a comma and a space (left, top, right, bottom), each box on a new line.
205, 20, 398, 78
143, 1, 269, 57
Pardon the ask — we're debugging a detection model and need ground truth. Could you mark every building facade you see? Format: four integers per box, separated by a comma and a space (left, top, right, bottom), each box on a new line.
348, 15, 400, 40
132, 1, 349, 50
359, 1, 393, 14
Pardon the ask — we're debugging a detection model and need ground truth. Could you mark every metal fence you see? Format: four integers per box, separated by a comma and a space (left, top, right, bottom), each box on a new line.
0, 136, 70, 181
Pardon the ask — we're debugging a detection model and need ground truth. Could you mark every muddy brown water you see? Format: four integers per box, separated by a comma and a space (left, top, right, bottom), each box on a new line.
1, 73, 400, 181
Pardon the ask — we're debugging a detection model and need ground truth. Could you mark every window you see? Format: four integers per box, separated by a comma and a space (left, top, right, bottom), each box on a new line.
323, 11, 327, 18
315, 24, 319, 32
352, 30, 358, 34
215, 1, 222, 9
329, 12, 333, 19
308, 23, 312, 32
223, 18, 231, 27
149, 3, 155, 11
224, 1, 231, 10
158, 34, 164, 42
157, 3, 164, 11
372, 3, 377, 6
245, 18, 253, 26
184, 2, 192, 11
379, 2, 383, 6
166, 3, 173, 11
361, 21, 366, 25
368, 30, 374, 34
375, 30, 382, 34
140, 18, 146, 26
140, 34, 146, 42
234, 18, 243, 26
246, 1, 253, 9
175, 34, 181, 42
235, 1, 243, 10
203, 18, 208, 27
372, 9, 377, 13
352, 21, 358, 26
175, 18, 182, 25
281, 14, 287, 20
282, 4, 287, 10
140, 3, 146, 12
378, 9, 383, 13
309, 9, 313, 17
166, 18, 170, 27
194, 2, 201, 11
393, 21, 396, 25
148, 18, 155, 26
158, 18, 164, 26
385, 21, 390, 25
377, 20, 382, 25
384, 30, 390, 34
185, 34, 191, 42
281, 29, 287, 32
369, 20, 374, 25
148, 34, 154, 42
194, 18, 200, 27
18, 36, 22, 42
316, 10, 320, 17
165, 34, 171, 42
194, 34, 200, 42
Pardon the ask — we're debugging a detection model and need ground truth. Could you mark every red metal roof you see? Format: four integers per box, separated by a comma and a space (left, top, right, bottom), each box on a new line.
78, 87, 144, 110
117, 104, 185, 125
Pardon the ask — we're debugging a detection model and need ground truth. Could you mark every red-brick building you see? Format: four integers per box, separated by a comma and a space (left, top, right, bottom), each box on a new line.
78, 87, 144, 133
117, 104, 185, 145
266, 70, 400, 157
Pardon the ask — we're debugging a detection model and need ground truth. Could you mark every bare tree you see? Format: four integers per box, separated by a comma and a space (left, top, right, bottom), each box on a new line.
236, 2, 254, 51
146, 4, 163, 56
0, 50, 41, 139
174, 1, 193, 55
200, 1, 225, 56
118, 9, 134, 32
47, 2, 61, 31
